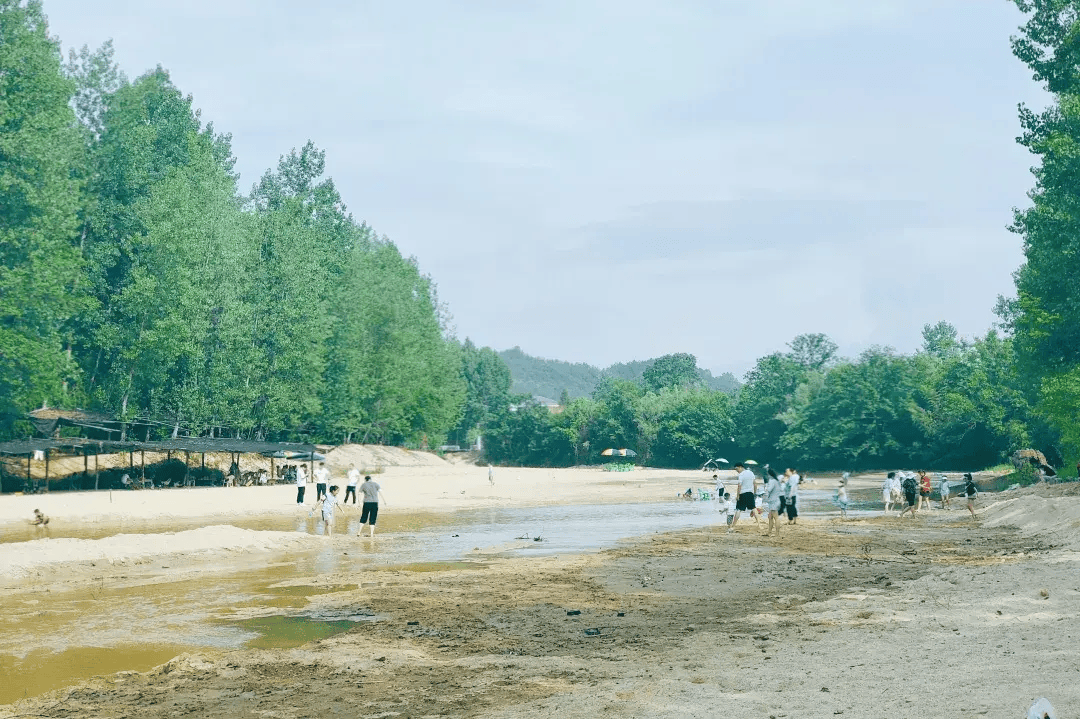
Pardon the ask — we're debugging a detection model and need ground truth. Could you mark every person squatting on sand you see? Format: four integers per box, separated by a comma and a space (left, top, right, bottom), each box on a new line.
727, 463, 758, 533
344, 464, 360, 504
358, 475, 387, 538
763, 468, 783, 537
32, 508, 49, 527
321, 485, 341, 537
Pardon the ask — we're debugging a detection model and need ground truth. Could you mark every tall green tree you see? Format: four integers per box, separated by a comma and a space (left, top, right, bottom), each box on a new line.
0, 0, 84, 432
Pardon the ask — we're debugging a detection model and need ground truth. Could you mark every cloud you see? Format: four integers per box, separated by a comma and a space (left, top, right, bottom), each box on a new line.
41, 0, 1045, 377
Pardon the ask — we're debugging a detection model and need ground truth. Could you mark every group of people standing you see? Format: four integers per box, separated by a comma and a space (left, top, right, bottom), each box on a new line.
715, 463, 803, 537
293, 461, 387, 537
884, 470, 978, 520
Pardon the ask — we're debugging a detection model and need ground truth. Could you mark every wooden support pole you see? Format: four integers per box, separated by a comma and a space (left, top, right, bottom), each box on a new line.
44, 448, 49, 492
184, 451, 190, 486
141, 450, 145, 480
95, 450, 100, 490
270, 457, 275, 485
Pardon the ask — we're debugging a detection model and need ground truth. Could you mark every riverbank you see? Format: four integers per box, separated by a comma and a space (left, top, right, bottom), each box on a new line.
2, 481, 1078, 717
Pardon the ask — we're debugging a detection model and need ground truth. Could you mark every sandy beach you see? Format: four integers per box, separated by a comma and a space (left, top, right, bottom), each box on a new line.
1, 458, 1076, 718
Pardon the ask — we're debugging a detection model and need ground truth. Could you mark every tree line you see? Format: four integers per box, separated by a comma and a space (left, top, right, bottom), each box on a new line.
1, 3, 467, 445
479, 333, 1060, 471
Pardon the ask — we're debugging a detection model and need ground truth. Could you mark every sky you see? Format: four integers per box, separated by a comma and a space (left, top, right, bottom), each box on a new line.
42, 0, 1050, 378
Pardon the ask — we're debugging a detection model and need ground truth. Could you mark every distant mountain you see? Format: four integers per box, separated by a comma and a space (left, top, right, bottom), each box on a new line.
498, 347, 740, 401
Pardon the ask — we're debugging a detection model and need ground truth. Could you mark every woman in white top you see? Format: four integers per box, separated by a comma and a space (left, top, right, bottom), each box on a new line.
764, 469, 783, 537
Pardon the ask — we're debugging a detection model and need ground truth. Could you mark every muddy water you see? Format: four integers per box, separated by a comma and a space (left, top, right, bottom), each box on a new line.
0, 493, 854, 704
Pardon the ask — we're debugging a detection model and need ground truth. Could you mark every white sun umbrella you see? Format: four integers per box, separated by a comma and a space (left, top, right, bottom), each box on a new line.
744, 459, 758, 466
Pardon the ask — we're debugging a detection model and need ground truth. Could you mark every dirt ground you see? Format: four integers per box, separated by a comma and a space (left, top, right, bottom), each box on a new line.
3, 484, 1077, 718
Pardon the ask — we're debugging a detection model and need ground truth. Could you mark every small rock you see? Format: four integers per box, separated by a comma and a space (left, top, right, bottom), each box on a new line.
566, 610, 581, 616
1040, 588, 1050, 599
407, 621, 419, 626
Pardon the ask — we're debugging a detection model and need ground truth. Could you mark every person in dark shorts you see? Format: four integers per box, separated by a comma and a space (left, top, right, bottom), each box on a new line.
728, 463, 758, 533
917, 470, 931, 511
898, 472, 919, 519
963, 472, 978, 520
357, 475, 387, 538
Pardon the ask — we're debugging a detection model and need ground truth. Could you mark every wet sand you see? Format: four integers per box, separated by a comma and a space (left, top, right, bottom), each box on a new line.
4, 471, 1077, 718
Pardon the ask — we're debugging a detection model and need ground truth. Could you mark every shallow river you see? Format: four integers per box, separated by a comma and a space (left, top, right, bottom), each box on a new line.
0, 487, 873, 704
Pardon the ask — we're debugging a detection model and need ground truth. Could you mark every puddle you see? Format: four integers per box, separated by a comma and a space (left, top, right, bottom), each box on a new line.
0, 643, 190, 705
230, 615, 362, 650
394, 561, 488, 572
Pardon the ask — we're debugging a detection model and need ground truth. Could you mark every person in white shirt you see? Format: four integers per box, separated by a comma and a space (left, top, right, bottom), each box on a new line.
344, 464, 361, 504
835, 473, 850, 518
784, 468, 801, 524
939, 473, 951, 510
295, 464, 307, 504
314, 462, 330, 501
717, 492, 734, 526
727, 463, 758, 533
320, 485, 341, 537
358, 475, 387, 538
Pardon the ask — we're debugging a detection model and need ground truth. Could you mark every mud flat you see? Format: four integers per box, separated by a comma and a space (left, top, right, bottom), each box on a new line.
3, 481, 1079, 718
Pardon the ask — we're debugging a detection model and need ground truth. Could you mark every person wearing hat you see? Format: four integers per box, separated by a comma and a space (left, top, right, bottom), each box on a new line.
939, 473, 952, 510
727, 463, 758, 533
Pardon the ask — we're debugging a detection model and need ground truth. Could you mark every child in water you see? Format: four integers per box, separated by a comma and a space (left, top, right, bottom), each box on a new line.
835, 473, 850, 519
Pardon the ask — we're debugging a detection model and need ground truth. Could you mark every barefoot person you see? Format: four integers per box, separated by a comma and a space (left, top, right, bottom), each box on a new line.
939, 473, 952, 510
963, 472, 978, 519
763, 468, 783, 537
883, 472, 897, 514
898, 472, 919, 520
835, 473, 850, 519
917, 470, 931, 511
344, 464, 360, 504
727, 463, 758, 533
320, 485, 341, 537
357, 475, 387, 538
32, 508, 49, 527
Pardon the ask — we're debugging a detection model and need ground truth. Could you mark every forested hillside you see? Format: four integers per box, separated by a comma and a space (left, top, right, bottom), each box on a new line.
0, 6, 464, 445
499, 347, 739, 400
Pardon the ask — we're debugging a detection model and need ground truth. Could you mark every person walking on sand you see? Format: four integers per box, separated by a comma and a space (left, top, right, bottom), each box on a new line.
344, 463, 360, 504
488, 465, 495, 486
917, 470, 932, 511
727, 463, 758, 533
320, 485, 342, 537
963, 472, 978, 520
314, 462, 330, 502
784, 468, 800, 524
295, 464, 307, 504
357, 475, 387, 538
883, 472, 898, 514
939, 473, 952, 510
763, 468, 783, 537
836, 473, 850, 519
898, 472, 919, 520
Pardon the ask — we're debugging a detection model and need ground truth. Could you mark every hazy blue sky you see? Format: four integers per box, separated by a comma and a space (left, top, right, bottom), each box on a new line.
43, 0, 1049, 377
